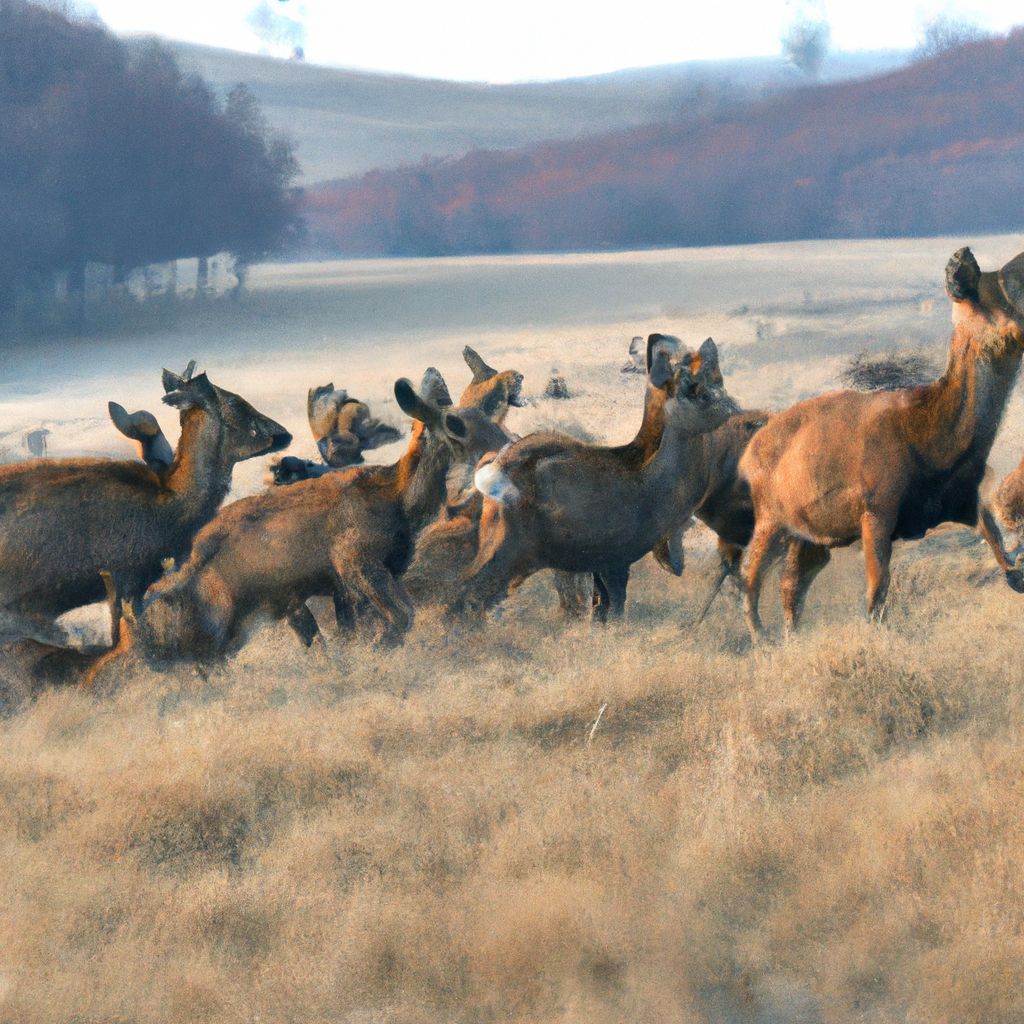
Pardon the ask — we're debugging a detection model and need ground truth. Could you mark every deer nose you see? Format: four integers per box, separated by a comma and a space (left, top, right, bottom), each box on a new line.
268, 429, 292, 453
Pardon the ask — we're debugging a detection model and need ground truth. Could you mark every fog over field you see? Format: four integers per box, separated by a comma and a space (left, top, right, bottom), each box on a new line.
4, 237, 1024, 1022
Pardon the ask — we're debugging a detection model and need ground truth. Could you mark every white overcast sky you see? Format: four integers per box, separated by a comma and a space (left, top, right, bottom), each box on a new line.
82, 0, 1023, 82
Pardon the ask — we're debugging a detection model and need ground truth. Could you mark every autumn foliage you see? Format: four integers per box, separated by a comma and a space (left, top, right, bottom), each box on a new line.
306, 30, 1024, 256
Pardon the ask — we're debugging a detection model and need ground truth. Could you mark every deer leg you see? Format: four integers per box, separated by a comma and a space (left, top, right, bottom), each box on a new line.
336, 561, 414, 646
450, 503, 525, 620
861, 512, 894, 622
286, 603, 322, 648
742, 522, 784, 640
780, 540, 830, 637
593, 573, 606, 618
598, 564, 631, 622
977, 505, 1024, 592
552, 571, 593, 621
694, 540, 746, 625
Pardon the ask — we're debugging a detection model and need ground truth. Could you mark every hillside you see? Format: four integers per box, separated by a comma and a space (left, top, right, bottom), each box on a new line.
149, 41, 906, 183
305, 31, 1024, 255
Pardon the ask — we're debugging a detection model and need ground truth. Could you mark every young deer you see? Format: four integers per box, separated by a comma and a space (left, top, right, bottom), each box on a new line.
449, 338, 736, 621
99, 370, 511, 671
0, 363, 291, 646
739, 246, 1024, 638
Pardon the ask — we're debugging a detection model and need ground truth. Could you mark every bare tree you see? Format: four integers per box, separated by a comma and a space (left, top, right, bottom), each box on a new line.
782, 16, 831, 78
916, 15, 986, 59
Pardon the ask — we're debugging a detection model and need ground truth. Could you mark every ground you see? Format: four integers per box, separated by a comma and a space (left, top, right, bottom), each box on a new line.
2, 236, 1024, 1022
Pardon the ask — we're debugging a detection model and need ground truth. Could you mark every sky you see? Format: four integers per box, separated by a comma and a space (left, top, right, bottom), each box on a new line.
80, 0, 1023, 82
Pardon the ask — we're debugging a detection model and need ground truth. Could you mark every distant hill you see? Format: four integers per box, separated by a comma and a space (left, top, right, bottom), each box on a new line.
140, 40, 907, 183
304, 31, 1024, 256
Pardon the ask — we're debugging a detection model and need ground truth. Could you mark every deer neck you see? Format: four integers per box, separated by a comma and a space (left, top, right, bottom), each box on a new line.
624, 384, 668, 460
395, 425, 451, 533
909, 324, 1022, 471
163, 408, 233, 520
638, 413, 711, 529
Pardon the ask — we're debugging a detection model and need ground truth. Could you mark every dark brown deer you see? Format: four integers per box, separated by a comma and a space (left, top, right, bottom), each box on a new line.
97, 370, 512, 672
406, 336, 679, 619
449, 338, 736, 621
0, 363, 291, 646
739, 246, 1024, 638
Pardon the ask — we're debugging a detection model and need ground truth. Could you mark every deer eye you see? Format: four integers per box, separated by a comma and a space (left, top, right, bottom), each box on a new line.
250, 428, 258, 437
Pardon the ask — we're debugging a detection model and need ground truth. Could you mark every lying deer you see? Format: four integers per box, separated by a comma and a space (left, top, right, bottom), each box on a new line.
449, 337, 736, 621
94, 369, 511, 673
739, 246, 1024, 638
0, 362, 291, 646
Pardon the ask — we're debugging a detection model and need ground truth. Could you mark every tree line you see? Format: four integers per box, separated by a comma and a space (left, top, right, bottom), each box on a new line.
0, 0, 301, 320
306, 29, 1024, 257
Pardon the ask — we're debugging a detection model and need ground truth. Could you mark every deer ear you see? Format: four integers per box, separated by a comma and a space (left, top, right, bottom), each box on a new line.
162, 368, 183, 393
420, 367, 453, 408
697, 337, 722, 384
463, 346, 497, 383
443, 411, 469, 440
395, 378, 440, 426
946, 246, 981, 301
108, 401, 133, 437
649, 348, 674, 389
162, 373, 216, 412
999, 252, 1024, 314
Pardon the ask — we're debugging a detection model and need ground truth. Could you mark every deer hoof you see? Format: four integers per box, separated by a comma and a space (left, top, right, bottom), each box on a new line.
1005, 569, 1024, 594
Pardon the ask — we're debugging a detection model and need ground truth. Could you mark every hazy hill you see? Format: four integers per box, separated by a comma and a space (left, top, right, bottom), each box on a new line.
305, 31, 1024, 256
146, 40, 907, 183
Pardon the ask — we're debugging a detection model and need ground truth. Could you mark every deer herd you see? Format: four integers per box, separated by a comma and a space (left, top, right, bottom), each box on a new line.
4, 245, 1024, 690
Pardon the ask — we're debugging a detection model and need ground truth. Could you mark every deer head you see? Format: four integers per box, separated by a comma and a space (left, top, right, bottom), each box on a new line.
661, 338, 736, 436
946, 247, 1024, 343
458, 346, 525, 423
162, 362, 292, 463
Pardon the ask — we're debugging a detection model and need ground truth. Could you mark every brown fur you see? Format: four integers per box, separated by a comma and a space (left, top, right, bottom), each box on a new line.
449, 337, 737, 622
306, 385, 403, 468
0, 365, 290, 646
93, 372, 511, 676
739, 247, 1024, 638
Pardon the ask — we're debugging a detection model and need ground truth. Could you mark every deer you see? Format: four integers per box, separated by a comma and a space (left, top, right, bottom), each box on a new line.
447, 337, 737, 622
405, 338, 681, 619
91, 368, 513, 675
739, 246, 1024, 639
0, 362, 291, 647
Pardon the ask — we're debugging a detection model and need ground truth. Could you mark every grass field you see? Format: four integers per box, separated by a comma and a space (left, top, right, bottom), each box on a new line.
3, 236, 1024, 1021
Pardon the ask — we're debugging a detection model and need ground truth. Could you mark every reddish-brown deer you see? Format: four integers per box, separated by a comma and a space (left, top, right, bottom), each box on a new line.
739, 246, 1024, 639
94, 369, 511, 674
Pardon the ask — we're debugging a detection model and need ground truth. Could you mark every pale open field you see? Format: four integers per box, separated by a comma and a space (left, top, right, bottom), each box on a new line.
3, 236, 1024, 1022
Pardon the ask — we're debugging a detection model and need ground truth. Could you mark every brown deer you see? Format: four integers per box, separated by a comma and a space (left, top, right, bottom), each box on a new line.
98, 370, 512, 671
739, 246, 1024, 639
0, 363, 291, 646
406, 336, 681, 619
448, 337, 736, 621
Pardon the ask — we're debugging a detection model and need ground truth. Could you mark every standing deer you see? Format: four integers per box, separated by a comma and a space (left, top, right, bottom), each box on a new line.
96, 369, 512, 672
406, 337, 675, 619
449, 337, 736, 622
739, 246, 1024, 638
0, 363, 291, 646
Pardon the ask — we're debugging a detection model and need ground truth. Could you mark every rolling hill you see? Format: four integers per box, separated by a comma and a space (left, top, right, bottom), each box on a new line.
146, 40, 907, 184
304, 31, 1024, 256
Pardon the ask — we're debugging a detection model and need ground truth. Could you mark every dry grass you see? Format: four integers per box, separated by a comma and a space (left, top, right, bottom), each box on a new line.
2, 532, 1023, 1023
5, 237, 1024, 1021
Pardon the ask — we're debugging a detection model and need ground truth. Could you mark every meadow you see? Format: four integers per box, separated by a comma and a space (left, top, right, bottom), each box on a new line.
2, 236, 1024, 1022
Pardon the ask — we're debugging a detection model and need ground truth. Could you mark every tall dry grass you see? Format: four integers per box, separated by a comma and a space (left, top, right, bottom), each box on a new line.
1, 531, 1022, 1023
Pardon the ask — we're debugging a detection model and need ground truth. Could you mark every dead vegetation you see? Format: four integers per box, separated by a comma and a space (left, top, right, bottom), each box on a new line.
1, 532, 1023, 1023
